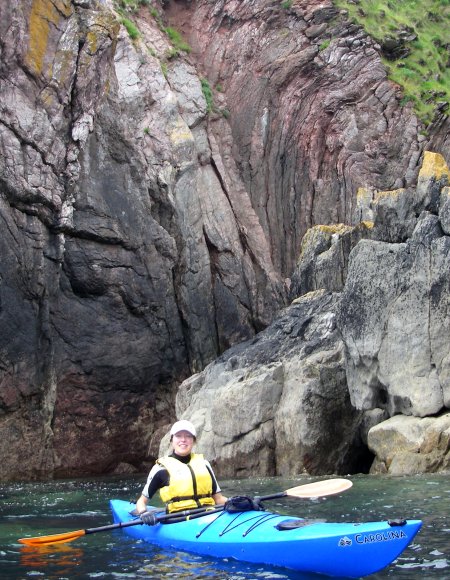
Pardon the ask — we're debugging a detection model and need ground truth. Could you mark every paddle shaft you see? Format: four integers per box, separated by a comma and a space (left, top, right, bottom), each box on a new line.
255, 491, 286, 502
85, 491, 286, 535
85, 505, 224, 535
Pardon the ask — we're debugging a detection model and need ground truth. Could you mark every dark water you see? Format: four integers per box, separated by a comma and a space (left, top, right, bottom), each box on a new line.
1, 472, 449, 579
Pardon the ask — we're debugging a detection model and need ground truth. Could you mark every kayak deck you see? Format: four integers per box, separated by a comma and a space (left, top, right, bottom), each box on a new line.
110, 499, 422, 578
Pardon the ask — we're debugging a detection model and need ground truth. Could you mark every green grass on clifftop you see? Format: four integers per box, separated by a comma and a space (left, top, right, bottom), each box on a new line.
333, 0, 450, 127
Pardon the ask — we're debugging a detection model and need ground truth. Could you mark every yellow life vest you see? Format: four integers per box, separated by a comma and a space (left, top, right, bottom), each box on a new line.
157, 454, 216, 513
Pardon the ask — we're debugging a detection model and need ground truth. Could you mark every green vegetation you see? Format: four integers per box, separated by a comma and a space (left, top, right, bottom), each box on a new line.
163, 27, 192, 55
113, 1, 191, 60
114, 0, 145, 40
121, 17, 140, 40
201, 78, 214, 113
199, 80, 231, 118
281, 0, 293, 8
198, 80, 232, 118
116, 0, 149, 13
333, 0, 450, 126
149, 7, 159, 18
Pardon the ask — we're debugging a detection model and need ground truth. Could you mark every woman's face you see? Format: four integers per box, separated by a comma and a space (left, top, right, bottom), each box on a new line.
172, 430, 195, 456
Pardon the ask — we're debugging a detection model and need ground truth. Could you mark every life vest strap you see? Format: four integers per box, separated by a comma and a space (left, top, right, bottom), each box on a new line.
167, 493, 213, 504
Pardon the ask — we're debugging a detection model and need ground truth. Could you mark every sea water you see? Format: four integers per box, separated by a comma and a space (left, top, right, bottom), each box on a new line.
1, 472, 449, 579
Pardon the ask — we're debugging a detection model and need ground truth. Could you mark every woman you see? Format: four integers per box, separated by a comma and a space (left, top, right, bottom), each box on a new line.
136, 420, 227, 520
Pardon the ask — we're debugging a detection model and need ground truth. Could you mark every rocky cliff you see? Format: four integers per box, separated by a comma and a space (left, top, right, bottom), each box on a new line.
178, 152, 450, 477
0, 0, 448, 480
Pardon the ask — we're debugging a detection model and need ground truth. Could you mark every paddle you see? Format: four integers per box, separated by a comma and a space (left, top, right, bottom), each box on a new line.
18, 505, 224, 547
260, 478, 352, 501
18, 477, 352, 547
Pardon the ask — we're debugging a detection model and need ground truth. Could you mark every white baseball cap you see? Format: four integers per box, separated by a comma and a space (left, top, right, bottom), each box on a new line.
170, 420, 197, 438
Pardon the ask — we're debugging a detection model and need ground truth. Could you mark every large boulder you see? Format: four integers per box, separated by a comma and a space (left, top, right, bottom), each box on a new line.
368, 413, 450, 475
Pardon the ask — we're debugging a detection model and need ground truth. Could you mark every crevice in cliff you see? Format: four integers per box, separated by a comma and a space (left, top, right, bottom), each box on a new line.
208, 152, 227, 196
220, 419, 273, 447
170, 252, 197, 372
202, 225, 260, 345
207, 157, 271, 335
427, 245, 445, 408
35, 279, 59, 476
66, 35, 84, 144
54, 223, 136, 250
208, 154, 256, 286
202, 228, 221, 350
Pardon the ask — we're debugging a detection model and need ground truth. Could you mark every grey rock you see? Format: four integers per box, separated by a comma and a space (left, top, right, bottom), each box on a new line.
338, 227, 446, 417
290, 222, 373, 297
360, 408, 389, 446
170, 291, 367, 477
439, 188, 450, 234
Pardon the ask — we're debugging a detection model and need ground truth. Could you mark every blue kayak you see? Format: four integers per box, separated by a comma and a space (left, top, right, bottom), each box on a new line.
110, 499, 422, 578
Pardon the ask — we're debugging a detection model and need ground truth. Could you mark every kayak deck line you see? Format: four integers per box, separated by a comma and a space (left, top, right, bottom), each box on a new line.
162, 508, 285, 539
240, 513, 282, 537
110, 499, 422, 578
204, 510, 281, 538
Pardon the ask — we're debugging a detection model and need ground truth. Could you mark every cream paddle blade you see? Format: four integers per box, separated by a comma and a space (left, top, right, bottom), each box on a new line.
285, 478, 353, 499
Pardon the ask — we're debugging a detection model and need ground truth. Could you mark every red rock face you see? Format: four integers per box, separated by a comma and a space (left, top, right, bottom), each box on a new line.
169, 0, 449, 277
